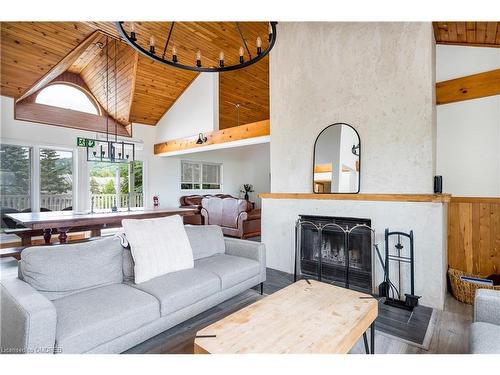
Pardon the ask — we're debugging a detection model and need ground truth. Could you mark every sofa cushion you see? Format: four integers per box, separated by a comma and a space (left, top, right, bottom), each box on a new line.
194, 254, 260, 290
52, 283, 159, 353
470, 322, 500, 354
122, 248, 135, 282
122, 215, 194, 284
129, 268, 221, 316
185, 225, 225, 260
19, 236, 123, 300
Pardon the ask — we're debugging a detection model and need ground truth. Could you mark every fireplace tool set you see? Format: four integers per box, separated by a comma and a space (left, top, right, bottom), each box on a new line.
295, 217, 421, 311
375, 229, 421, 310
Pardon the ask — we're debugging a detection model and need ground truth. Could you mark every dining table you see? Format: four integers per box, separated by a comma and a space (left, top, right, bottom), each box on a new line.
5, 207, 197, 244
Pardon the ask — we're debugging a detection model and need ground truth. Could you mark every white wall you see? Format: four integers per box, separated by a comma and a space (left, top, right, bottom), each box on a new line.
153, 143, 270, 209
270, 22, 436, 194
263, 22, 447, 309
155, 73, 218, 143
262, 198, 447, 309
436, 45, 500, 196
1, 93, 270, 211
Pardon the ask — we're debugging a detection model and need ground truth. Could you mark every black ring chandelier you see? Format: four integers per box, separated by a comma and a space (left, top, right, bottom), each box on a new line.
115, 22, 277, 73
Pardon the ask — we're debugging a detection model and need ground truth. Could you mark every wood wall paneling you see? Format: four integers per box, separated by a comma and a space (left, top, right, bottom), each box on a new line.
448, 197, 500, 276
1, 22, 95, 98
219, 56, 269, 129
433, 22, 500, 48
15, 101, 130, 136
79, 37, 138, 124
15, 31, 103, 102
2, 22, 271, 126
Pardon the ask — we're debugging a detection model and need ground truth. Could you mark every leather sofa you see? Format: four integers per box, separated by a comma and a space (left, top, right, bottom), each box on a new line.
0, 225, 266, 354
179, 194, 232, 225
201, 196, 261, 239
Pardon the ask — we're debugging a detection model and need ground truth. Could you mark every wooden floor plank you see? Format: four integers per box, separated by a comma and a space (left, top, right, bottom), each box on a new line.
126, 268, 473, 354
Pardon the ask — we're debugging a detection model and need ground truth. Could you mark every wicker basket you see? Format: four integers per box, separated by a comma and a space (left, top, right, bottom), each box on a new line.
448, 268, 500, 305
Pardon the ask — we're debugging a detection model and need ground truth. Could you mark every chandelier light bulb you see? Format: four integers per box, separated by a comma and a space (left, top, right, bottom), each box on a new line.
256, 36, 262, 55
268, 23, 273, 41
130, 22, 136, 41
149, 35, 155, 54
219, 51, 225, 67
239, 46, 244, 63
196, 49, 202, 67
172, 45, 178, 62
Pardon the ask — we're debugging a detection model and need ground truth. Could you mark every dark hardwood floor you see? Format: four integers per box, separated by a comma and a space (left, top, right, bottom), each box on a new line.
126, 268, 472, 354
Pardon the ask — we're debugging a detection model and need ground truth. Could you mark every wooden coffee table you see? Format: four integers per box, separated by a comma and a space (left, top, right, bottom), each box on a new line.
194, 279, 378, 354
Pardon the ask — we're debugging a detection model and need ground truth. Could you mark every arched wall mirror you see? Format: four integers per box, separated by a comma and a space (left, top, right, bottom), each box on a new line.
313, 123, 360, 193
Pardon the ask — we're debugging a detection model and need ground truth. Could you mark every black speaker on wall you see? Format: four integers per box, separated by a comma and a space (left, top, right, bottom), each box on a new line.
434, 175, 443, 194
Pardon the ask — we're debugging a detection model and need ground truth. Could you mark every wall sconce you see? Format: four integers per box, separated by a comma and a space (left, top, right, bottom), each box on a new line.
196, 133, 208, 144
352, 144, 360, 156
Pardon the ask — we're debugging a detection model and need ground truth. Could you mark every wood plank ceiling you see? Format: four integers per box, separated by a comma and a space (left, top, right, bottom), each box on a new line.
1, 21, 270, 127
433, 22, 500, 47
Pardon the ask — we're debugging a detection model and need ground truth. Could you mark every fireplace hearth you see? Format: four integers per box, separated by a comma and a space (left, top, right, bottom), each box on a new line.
295, 215, 372, 293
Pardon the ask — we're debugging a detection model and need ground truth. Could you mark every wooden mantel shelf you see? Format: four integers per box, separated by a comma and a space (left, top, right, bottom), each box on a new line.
258, 193, 452, 203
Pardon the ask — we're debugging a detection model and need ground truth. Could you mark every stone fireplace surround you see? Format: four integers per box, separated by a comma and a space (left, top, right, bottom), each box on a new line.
260, 194, 448, 310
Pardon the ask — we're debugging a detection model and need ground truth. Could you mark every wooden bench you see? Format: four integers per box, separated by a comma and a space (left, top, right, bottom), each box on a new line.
0, 246, 23, 260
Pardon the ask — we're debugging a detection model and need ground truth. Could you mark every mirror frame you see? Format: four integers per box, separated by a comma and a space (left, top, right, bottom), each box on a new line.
312, 123, 361, 194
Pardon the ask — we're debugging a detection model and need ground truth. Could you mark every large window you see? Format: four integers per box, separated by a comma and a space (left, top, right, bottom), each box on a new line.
36, 83, 100, 115
181, 160, 222, 190
89, 161, 144, 211
39, 148, 73, 211
0, 144, 32, 217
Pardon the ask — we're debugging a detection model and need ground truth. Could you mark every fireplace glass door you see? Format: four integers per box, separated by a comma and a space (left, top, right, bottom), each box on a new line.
297, 215, 372, 293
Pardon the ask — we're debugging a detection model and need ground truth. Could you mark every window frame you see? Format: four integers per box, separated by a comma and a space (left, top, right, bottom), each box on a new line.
35, 82, 102, 116
38, 146, 75, 211
88, 159, 145, 211
0, 138, 77, 213
180, 160, 223, 192
0, 143, 33, 212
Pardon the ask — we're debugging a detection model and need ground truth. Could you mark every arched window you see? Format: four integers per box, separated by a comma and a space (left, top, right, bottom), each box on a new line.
36, 83, 100, 115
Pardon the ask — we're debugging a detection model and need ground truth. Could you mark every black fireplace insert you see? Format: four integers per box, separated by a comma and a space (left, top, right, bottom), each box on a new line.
295, 215, 372, 293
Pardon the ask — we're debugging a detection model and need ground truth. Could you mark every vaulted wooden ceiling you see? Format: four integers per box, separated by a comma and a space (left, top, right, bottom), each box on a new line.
433, 22, 500, 47
1, 21, 270, 127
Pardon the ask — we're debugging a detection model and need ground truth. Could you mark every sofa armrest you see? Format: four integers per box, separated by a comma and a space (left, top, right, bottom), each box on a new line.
474, 289, 500, 325
0, 278, 57, 354
224, 238, 266, 282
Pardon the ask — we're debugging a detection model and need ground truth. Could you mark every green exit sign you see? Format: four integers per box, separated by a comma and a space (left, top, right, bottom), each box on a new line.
77, 137, 96, 148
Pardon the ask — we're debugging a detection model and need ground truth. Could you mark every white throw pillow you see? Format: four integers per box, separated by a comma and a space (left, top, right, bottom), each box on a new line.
122, 215, 194, 283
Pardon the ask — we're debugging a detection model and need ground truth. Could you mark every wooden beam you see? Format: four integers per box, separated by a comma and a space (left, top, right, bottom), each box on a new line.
16, 31, 103, 102
436, 69, 500, 105
154, 119, 270, 155
15, 102, 130, 137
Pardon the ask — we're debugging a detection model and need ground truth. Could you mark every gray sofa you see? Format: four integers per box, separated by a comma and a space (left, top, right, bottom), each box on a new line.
470, 289, 500, 354
0, 225, 266, 354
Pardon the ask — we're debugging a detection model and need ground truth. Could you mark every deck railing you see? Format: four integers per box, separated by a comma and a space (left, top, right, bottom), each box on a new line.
91, 193, 144, 210
1, 193, 143, 211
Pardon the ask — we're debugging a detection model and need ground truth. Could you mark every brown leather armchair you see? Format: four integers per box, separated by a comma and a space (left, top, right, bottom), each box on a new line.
200, 196, 261, 239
